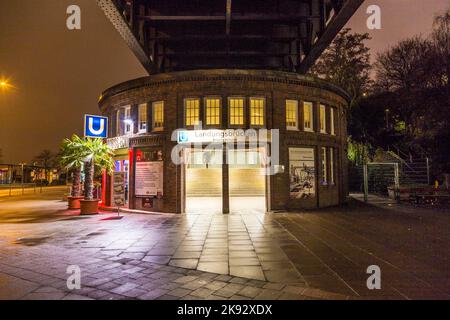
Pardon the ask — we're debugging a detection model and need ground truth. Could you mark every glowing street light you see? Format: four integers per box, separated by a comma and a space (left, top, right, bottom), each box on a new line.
0, 79, 12, 91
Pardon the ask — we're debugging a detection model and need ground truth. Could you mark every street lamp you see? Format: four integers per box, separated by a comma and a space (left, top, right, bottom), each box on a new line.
18, 163, 26, 195
0, 79, 12, 92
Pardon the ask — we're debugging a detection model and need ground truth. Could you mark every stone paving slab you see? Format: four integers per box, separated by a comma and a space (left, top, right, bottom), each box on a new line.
0, 191, 448, 300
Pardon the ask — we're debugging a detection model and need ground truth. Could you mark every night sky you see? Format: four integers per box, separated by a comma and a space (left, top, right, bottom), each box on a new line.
0, 0, 448, 164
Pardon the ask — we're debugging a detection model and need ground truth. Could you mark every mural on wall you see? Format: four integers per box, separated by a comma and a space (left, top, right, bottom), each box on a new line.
289, 147, 316, 199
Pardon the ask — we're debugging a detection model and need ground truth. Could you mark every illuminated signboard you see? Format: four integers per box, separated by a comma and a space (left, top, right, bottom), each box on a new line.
177, 129, 270, 144
84, 114, 108, 138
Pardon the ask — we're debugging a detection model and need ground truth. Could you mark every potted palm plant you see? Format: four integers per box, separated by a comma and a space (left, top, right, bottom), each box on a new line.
79, 137, 114, 215
60, 135, 85, 209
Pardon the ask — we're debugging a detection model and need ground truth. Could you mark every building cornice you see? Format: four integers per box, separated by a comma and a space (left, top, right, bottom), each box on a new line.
99, 69, 350, 108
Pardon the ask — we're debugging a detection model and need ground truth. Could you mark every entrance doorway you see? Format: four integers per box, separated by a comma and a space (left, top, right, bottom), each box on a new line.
184, 147, 267, 215
185, 148, 222, 214
228, 148, 266, 214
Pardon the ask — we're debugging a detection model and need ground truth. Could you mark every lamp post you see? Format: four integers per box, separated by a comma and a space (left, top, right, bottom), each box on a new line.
19, 163, 26, 195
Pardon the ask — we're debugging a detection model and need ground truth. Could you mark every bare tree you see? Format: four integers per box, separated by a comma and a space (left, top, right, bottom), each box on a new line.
431, 8, 450, 88
375, 36, 433, 92
309, 28, 372, 107
372, 7, 450, 165
33, 149, 56, 182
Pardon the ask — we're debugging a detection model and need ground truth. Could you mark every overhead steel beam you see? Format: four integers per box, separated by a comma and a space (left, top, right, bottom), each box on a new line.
97, 0, 153, 74
298, 0, 364, 73
150, 35, 297, 42
226, 0, 232, 35
159, 51, 290, 57
138, 14, 319, 22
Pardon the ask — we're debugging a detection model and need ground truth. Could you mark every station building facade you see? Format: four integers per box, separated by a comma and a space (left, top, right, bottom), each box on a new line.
99, 69, 349, 214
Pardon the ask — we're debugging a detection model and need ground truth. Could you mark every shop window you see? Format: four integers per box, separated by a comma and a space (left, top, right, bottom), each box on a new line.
138, 103, 147, 133
286, 100, 298, 130
124, 106, 132, 135
250, 97, 265, 126
152, 101, 164, 131
184, 98, 200, 127
205, 97, 221, 126
329, 147, 335, 185
321, 147, 327, 185
229, 97, 245, 126
320, 104, 326, 134
303, 102, 314, 132
330, 107, 335, 135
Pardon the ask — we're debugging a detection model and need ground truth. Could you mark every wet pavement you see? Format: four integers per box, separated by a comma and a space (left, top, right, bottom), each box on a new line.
0, 187, 448, 300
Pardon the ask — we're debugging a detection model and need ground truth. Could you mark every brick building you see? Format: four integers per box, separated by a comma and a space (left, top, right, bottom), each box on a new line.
97, 0, 362, 214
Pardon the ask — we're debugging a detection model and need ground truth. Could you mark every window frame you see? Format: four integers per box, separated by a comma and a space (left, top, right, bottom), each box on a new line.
249, 97, 265, 127
204, 96, 222, 127
329, 147, 335, 185
319, 104, 327, 134
138, 103, 147, 133
124, 105, 132, 135
228, 96, 246, 127
286, 99, 299, 131
115, 109, 121, 136
321, 147, 328, 185
152, 101, 164, 132
330, 107, 336, 135
303, 101, 314, 132
184, 97, 201, 128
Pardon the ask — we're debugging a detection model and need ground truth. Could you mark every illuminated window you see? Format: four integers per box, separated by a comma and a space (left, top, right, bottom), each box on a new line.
286, 100, 298, 130
229, 97, 245, 126
303, 102, 313, 131
205, 97, 221, 126
329, 147, 335, 185
320, 104, 326, 133
330, 107, 335, 135
321, 147, 327, 184
124, 106, 132, 134
138, 103, 147, 133
250, 98, 265, 126
115, 109, 121, 136
184, 98, 200, 127
152, 101, 164, 131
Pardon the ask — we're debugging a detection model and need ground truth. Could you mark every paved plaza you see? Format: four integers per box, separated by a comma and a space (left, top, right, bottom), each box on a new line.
0, 187, 448, 300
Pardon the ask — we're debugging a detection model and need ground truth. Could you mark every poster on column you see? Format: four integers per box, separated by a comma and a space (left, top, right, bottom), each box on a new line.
135, 162, 164, 197
289, 148, 316, 199
113, 172, 126, 207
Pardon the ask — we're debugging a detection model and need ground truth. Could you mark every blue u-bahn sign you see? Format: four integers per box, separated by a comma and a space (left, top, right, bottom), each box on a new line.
84, 114, 108, 138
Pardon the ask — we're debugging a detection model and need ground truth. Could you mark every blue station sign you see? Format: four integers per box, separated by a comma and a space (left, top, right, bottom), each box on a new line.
84, 114, 108, 138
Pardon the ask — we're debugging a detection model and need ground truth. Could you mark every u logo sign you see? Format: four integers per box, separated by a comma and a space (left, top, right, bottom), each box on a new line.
84, 115, 108, 138
88, 118, 105, 135
178, 131, 188, 143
